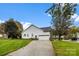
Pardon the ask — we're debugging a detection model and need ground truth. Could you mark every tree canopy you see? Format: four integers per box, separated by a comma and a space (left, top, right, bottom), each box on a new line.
46, 3, 77, 40
0, 18, 23, 38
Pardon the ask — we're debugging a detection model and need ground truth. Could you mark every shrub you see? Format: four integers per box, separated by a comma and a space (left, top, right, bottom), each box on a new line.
71, 37, 77, 41
30, 38, 38, 40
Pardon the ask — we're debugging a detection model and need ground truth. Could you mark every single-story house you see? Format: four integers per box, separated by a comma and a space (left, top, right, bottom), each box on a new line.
22, 24, 51, 40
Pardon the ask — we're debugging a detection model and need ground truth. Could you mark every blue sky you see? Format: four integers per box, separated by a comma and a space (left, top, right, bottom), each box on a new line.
0, 3, 79, 27
0, 3, 53, 27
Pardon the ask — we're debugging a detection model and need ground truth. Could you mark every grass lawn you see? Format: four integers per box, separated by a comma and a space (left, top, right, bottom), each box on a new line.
52, 40, 79, 56
0, 38, 31, 56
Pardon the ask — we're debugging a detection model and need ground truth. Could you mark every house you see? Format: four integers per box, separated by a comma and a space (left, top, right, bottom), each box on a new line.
0, 23, 7, 38
22, 24, 51, 40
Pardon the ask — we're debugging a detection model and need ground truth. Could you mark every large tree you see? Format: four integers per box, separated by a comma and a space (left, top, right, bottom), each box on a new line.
46, 3, 77, 40
5, 18, 23, 38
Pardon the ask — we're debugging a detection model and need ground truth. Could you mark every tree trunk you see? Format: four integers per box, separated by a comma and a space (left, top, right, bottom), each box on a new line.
58, 34, 61, 40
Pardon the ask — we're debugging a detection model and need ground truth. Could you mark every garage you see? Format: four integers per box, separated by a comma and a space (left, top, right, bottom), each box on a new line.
38, 35, 50, 40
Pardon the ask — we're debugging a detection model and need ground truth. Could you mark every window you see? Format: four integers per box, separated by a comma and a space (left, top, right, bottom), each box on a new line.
32, 33, 33, 37
24, 34, 26, 36
24, 34, 29, 37
27, 34, 29, 37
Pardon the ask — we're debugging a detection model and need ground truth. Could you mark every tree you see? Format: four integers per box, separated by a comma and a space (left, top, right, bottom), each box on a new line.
15, 21, 23, 38
5, 18, 23, 38
46, 3, 77, 40
70, 26, 78, 38
51, 29, 58, 39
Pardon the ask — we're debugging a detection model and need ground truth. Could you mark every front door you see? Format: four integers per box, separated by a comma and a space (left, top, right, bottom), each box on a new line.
35, 35, 38, 40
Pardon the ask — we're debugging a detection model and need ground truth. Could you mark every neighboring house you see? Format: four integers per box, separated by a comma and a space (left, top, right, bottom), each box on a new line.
76, 32, 79, 39
0, 23, 7, 38
0, 30, 7, 38
22, 24, 51, 40
0, 33, 7, 38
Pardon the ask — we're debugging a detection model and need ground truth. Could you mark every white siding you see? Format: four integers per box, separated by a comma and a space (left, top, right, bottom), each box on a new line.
22, 25, 50, 40
0, 34, 3, 37
77, 33, 79, 38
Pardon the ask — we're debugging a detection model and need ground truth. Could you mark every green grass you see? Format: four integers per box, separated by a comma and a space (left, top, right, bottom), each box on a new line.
52, 40, 79, 56
0, 38, 31, 56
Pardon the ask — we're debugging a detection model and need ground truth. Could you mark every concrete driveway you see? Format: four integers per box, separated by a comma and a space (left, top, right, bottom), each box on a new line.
7, 40, 55, 56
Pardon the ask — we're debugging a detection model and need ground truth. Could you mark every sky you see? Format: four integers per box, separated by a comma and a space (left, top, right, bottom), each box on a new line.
0, 3, 79, 28
0, 3, 52, 28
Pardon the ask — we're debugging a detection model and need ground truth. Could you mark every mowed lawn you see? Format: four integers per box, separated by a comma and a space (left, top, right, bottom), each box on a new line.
0, 39, 31, 56
52, 40, 79, 56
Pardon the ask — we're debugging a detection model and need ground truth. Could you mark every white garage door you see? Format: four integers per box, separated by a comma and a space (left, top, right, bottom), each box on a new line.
38, 35, 50, 40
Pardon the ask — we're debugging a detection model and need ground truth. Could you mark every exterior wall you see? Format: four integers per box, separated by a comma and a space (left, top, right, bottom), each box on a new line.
22, 25, 50, 40
0, 34, 7, 38
0, 34, 3, 37
3, 34, 8, 38
77, 33, 79, 38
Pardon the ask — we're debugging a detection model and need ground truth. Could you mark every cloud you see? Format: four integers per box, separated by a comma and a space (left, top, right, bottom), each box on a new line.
71, 14, 79, 22
71, 14, 79, 26
74, 15, 79, 22
14, 20, 32, 30
0, 20, 4, 23
19, 21, 32, 30
47, 14, 51, 17
71, 14, 78, 19
48, 13, 79, 26
23, 22, 32, 30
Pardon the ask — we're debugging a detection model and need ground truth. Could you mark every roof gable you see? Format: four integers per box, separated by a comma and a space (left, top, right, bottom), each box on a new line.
22, 24, 43, 32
